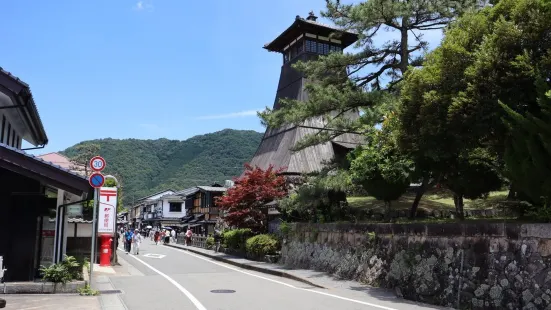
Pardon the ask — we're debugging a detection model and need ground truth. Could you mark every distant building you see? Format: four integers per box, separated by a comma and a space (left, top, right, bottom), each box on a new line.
37, 152, 86, 176
177, 185, 227, 235
129, 189, 176, 229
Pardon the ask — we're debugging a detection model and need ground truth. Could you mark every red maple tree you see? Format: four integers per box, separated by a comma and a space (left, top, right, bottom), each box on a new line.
216, 164, 287, 232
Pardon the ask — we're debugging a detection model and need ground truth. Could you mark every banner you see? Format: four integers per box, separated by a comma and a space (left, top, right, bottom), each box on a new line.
98, 187, 117, 234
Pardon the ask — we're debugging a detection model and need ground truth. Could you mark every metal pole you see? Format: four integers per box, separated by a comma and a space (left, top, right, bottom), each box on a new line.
89, 188, 98, 288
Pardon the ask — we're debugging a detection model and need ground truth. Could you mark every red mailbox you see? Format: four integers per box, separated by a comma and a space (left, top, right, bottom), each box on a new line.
99, 234, 113, 266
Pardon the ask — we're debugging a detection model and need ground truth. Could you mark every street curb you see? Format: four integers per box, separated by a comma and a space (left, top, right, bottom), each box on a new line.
164, 244, 325, 289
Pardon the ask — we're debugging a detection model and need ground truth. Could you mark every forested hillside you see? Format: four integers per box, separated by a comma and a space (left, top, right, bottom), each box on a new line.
61, 129, 263, 204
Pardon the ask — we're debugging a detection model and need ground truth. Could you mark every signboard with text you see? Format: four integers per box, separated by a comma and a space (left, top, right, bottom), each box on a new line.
97, 187, 117, 234
67, 204, 83, 217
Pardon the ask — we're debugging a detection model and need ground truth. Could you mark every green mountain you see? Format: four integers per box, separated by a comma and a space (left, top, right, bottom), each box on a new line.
61, 129, 263, 205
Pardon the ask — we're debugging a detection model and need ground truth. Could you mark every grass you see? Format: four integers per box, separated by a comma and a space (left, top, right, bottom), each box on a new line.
347, 189, 509, 214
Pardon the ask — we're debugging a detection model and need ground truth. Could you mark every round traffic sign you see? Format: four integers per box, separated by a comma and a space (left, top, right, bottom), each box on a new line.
90, 156, 106, 172
89, 172, 105, 188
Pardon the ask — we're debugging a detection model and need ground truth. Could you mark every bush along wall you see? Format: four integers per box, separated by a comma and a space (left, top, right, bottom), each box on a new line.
280, 222, 551, 310
218, 229, 281, 262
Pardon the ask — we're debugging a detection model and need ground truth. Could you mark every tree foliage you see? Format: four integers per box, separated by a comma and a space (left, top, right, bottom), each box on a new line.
62, 129, 262, 205
501, 82, 551, 207
216, 164, 287, 232
260, 0, 479, 149
69, 143, 100, 176
397, 0, 551, 217
349, 112, 413, 218
279, 168, 351, 223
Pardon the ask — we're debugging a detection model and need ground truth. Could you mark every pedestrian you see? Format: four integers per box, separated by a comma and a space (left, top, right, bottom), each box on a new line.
164, 230, 170, 244
185, 228, 193, 246
154, 230, 160, 245
213, 229, 222, 253
124, 228, 133, 253
132, 229, 142, 255
170, 229, 176, 243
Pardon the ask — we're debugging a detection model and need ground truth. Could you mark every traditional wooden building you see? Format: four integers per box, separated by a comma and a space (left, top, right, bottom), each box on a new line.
178, 185, 227, 235
0, 68, 93, 281
248, 12, 363, 175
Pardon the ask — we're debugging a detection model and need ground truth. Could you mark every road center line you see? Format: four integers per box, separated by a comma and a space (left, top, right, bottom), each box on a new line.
117, 248, 207, 310
164, 245, 398, 310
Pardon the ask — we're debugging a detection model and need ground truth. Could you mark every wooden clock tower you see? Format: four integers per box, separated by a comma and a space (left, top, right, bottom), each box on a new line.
248, 12, 363, 175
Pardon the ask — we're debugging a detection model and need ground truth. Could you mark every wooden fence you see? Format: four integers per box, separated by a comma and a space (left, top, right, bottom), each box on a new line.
176, 235, 209, 249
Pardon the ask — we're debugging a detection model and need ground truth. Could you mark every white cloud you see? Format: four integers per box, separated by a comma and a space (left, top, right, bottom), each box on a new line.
134, 1, 153, 11
196, 110, 260, 120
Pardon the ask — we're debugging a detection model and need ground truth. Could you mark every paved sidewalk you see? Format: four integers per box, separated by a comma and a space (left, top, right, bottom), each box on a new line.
92, 263, 128, 310
1, 294, 100, 310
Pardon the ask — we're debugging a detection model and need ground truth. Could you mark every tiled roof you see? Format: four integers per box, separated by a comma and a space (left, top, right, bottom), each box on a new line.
0, 67, 48, 145
37, 152, 86, 176
0, 142, 87, 180
174, 187, 200, 197
197, 186, 227, 193
136, 189, 175, 201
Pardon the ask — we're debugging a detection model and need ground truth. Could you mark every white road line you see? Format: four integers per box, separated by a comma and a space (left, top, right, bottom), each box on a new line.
164, 246, 399, 310
116, 248, 207, 310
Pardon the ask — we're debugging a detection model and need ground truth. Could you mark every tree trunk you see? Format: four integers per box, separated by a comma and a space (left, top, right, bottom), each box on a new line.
409, 175, 429, 218
399, 18, 409, 73
453, 194, 465, 220
507, 182, 516, 200
384, 200, 392, 222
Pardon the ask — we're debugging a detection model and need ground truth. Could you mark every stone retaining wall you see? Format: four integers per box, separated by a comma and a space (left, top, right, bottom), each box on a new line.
281, 222, 551, 309
0, 280, 86, 294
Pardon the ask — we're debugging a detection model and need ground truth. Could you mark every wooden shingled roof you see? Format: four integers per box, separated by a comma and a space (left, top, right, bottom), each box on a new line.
264, 12, 358, 53
248, 115, 363, 175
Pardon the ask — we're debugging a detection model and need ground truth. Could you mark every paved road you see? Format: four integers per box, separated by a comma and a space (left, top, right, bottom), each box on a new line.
111, 240, 443, 310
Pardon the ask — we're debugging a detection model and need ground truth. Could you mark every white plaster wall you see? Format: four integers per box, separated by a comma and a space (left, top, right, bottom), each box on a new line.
66, 223, 93, 237
161, 198, 185, 218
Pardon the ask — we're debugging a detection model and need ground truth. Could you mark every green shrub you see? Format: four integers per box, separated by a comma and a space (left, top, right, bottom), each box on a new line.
206, 236, 214, 249
222, 228, 252, 250
246, 234, 280, 256
40, 255, 81, 284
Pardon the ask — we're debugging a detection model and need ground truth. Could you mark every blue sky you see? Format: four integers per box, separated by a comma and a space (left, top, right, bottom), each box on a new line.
1, 0, 442, 154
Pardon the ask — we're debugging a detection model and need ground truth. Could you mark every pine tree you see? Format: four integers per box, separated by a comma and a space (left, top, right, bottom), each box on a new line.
501, 81, 551, 207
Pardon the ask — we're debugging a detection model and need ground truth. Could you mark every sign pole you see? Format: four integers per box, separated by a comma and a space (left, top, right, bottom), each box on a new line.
89, 188, 98, 288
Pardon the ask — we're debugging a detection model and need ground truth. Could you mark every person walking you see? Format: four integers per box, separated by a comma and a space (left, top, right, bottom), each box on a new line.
185, 228, 193, 246
164, 230, 170, 244
124, 228, 133, 253
132, 229, 142, 255
170, 229, 176, 243
154, 230, 160, 245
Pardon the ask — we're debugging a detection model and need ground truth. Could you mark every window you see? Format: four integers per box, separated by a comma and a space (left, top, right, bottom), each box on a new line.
169, 202, 182, 212
11, 129, 15, 147
0, 115, 5, 144
306, 40, 317, 53
317, 42, 329, 55
296, 40, 304, 54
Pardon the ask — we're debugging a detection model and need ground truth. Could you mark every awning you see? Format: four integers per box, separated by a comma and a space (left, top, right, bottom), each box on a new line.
0, 143, 93, 196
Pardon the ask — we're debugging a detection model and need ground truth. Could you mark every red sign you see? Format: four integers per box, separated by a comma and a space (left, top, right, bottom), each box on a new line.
89, 156, 106, 172
42, 230, 55, 237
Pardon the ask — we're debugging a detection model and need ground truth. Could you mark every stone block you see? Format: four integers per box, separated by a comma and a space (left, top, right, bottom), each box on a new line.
539, 240, 551, 257
56, 281, 85, 293
521, 224, 551, 239
42, 282, 55, 293
4, 282, 43, 294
